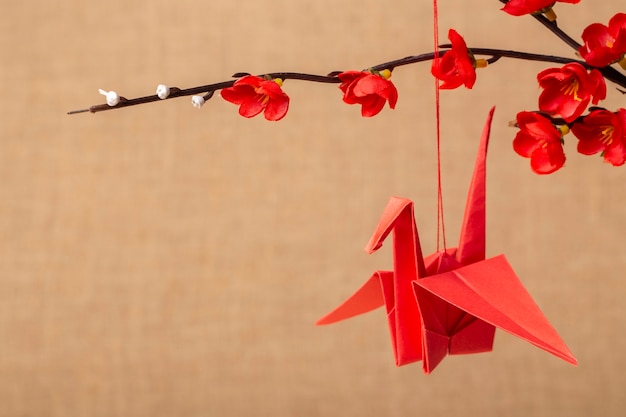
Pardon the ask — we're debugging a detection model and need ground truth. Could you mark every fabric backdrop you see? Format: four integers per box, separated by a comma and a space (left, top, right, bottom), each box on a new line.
1, 1, 625, 416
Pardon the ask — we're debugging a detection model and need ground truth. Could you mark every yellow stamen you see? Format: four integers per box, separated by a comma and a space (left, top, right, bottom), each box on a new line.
379, 69, 392, 80
475, 59, 488, 69
561, 78, 582, 102
254, 86, 270, 104
543, 8, 557, 22
600, 126, 614, 145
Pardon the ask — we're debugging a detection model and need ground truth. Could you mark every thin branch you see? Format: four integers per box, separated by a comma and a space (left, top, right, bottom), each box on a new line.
498, 0, 583, 50
68, 47, 626, 115
531, 12, 583, 50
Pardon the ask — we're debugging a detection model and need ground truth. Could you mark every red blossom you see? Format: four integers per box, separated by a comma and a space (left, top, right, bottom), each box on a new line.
537, 63, 606, 123
501, 0, 580, 17
338, 70, 398, 117
431, 29, 476, 89
578, 13, 626, 68
221, 75, 290, 121
571, 108, 626, 166
513, 111, 567, 174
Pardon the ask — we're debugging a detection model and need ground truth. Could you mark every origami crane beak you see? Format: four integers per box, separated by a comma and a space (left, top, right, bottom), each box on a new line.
364, 197, 414, 254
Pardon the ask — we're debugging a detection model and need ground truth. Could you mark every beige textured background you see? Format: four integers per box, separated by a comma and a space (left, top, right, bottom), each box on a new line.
1, 1, 625, 416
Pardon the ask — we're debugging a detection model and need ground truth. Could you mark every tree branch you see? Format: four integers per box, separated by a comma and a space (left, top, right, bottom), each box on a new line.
68, 47, 625, 115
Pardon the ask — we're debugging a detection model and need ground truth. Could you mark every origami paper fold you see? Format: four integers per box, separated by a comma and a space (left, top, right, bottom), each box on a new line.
316, 107, 577, 373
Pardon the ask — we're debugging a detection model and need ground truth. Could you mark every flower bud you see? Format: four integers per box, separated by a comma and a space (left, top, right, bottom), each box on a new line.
191, 95, 205, 109
98, 89, 120, 106
156, 84, 170, 99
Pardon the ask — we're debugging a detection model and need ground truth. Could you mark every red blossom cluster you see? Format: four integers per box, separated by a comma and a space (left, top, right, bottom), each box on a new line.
510, 11, 626, 174
220, 70, 397, 121
426, 6, 626, 174
206, 5, 626, 174
512, 109, 626, 174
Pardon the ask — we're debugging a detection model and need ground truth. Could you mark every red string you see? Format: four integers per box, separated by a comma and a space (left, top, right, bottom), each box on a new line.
433, 0, 447, 252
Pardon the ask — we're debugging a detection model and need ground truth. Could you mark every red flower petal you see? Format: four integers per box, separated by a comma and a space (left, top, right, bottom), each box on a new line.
221, 84, 253, 105
353, 75, 397, 105
576, 137, 605, 156
513, 111, 566, 174
360, 95, 387, 117
263, 95, 289, 121
502, 0, 555, 16
513, 131, 541, 157
603, 143, 626, 166
502, 0, 580, 16
529, 142, 566, 175
237, 95, 266, 118
258, 79, 287, 99
518, 111, 562, 142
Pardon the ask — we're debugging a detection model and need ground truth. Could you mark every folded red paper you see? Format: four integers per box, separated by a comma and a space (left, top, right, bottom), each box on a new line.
316, 107, 577, 374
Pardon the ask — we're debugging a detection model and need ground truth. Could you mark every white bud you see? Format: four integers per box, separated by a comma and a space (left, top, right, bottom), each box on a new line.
156, 84, 170, 100
98, 89, 120, 106
191, 95, 205, 109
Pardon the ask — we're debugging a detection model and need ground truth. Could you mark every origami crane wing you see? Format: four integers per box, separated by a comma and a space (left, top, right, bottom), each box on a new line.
414, 255, 578, 365
413, 256, 497, 373
315, 270, 409, 363
314, 272, 388, 324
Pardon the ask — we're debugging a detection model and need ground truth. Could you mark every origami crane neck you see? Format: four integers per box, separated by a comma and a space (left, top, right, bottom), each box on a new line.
365, 197, 428, 279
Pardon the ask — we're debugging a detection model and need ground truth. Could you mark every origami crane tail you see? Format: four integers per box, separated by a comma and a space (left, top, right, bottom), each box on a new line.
315, 271, 391, 325
456, 106, 495, 266
416, 255, 577, 365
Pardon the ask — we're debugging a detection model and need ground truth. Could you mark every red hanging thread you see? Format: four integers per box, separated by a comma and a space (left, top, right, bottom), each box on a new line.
433, 0, 447, 252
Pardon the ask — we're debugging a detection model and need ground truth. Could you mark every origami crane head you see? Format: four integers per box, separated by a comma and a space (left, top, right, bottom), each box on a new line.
316, 107, 577, 374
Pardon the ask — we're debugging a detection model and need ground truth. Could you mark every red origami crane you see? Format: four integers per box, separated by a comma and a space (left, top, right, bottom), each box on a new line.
316, 107, 577, 373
